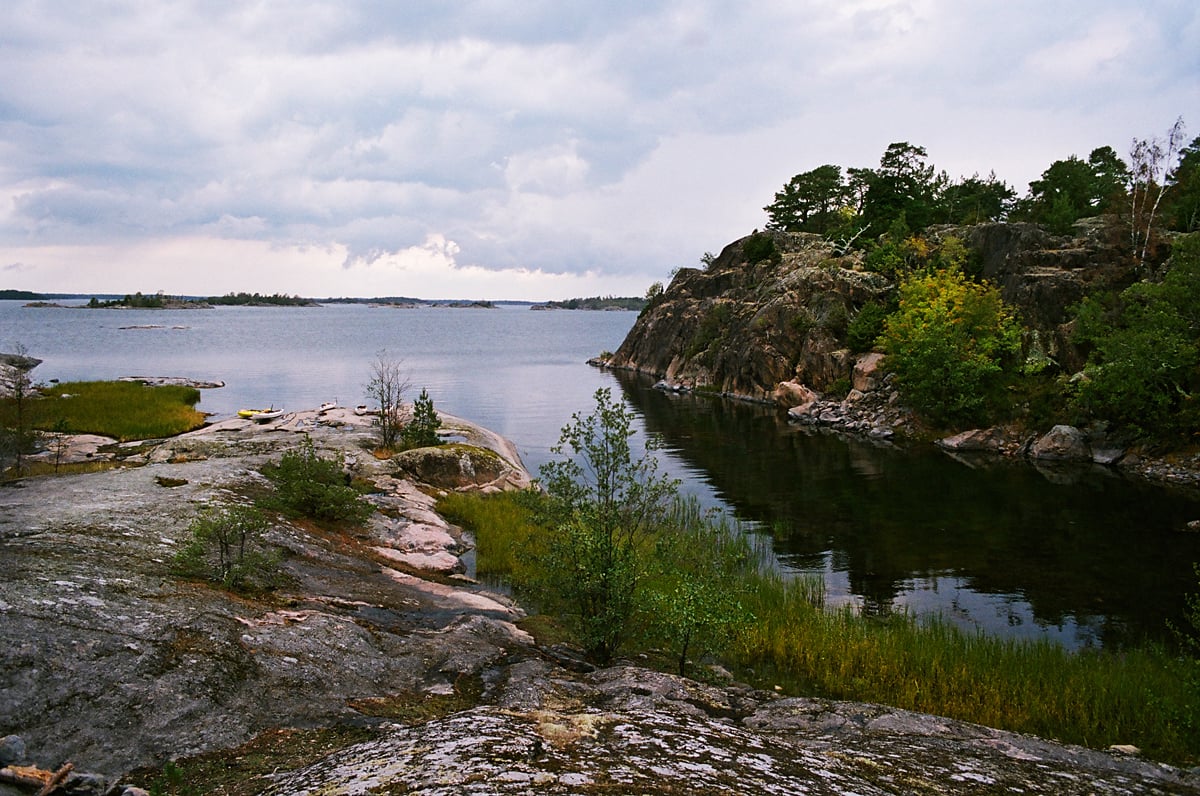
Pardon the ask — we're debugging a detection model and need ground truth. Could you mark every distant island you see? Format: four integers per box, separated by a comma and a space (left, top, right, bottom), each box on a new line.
0, 289, 45, 301
532, 295, 646, 311
203, 292, 318, 306
41, 292, 320, 309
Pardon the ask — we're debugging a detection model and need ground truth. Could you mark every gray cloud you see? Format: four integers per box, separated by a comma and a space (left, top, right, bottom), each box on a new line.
0, 0, 1196, 295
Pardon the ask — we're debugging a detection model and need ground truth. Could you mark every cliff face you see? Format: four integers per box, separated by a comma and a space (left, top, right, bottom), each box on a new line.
609, 220, 1141, 401
610, 232, 892, 400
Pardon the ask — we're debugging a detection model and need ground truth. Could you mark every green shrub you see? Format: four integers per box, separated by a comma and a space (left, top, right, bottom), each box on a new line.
1071, 235, 1200, 441
530, 388, 681, 663
879, 267, 1022, 426
845, 299, 894, 352
172, 505, 282, 592
742, 232, 778, 264
260, 435, 372, 525
686, 303, 734, 361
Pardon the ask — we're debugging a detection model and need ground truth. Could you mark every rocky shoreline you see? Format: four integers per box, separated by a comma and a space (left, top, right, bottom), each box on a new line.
598, 353, 1200, 497
2, 406, 1199, 794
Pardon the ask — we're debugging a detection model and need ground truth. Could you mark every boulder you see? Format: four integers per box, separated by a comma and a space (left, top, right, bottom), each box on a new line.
1030, 425, 1091, 461
391, 444, 523, 491
772, 380, 817, 408
0, 734, 26, 766
852, 352, 886, 393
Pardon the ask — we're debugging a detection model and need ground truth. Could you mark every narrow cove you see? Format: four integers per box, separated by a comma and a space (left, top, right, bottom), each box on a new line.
611, 370, 1200, 652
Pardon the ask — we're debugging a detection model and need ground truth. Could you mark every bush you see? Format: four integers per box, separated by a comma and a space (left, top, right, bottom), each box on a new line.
686, 303, 734, 361
1071, 235, 1200, 442
530, 388, 680, 663
845, 299, 894, 352
172, 505, 282, 592
260, 435, 372, 525
742, 232, 778, 264
879, 267, 1022, 426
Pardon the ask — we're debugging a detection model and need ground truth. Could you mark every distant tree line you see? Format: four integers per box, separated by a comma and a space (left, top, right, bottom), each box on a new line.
540, 295, 646, 311
204, 292, 314, 306
87, 291, 174, 308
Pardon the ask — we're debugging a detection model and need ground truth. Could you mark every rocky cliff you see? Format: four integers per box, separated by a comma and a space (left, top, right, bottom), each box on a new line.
606, 219, 1142, 401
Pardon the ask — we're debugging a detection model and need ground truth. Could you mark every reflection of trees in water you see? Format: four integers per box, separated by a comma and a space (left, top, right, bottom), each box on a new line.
610, 370, 1200, 649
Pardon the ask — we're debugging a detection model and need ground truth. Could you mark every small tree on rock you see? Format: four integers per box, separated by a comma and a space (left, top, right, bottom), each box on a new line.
402, 388, 441, 449
366, 350, 410, 451
172, 505, 281, 592
0, 344, 42, 477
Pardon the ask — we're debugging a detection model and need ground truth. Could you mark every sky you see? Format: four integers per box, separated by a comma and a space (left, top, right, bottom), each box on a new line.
0, 1, 1197, 301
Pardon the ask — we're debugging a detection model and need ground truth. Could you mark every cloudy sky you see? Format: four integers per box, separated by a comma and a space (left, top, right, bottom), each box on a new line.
1, 1, 1196, 300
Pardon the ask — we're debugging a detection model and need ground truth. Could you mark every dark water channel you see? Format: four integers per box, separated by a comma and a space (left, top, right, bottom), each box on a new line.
613, 372, 1200, 651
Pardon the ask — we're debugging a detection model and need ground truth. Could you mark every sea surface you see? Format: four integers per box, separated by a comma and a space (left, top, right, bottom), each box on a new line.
4, 299, 1199, 650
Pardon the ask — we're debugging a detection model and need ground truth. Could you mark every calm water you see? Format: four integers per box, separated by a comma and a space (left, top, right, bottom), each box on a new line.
4, 300, 1199, 649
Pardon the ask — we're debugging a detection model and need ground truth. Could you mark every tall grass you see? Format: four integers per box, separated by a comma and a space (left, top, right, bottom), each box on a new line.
732, 575, 1199, 764
29, 380, 206, 440
439, 489, 1200, 765
437, 490, 544, 582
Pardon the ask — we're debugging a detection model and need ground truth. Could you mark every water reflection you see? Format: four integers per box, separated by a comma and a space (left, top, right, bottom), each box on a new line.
611, 371, 1200, 650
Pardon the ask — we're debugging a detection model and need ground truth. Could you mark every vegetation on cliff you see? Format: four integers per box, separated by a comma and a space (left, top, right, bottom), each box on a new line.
879, 266, 1023, 426
612, 118, 1200, 448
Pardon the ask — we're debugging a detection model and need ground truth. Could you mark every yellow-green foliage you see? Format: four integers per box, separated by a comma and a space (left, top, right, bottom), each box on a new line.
30, 381, 206, 440
879, 267, 1023, 426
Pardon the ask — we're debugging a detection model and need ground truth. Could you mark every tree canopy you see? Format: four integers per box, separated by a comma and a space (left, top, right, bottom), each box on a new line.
760, 119, 1191, 276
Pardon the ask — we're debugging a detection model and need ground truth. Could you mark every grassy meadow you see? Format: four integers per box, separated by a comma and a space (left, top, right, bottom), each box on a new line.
29, 380, 207, 440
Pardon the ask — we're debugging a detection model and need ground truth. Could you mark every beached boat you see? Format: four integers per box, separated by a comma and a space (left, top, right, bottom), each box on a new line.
354, 405, 369, 416
238, 407, 281, 421
319, 400, 338, 413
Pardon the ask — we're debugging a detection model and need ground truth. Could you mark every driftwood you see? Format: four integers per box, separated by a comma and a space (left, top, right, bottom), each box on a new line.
0, 762, 74, 794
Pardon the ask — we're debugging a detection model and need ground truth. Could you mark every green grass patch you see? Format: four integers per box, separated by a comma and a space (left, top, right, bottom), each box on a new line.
27, 380, 206, 440
443, 489, 1200, 765
437, 489, 544, 581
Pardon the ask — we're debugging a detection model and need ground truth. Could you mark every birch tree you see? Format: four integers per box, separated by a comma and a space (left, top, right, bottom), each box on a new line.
1129, 117, 1186, 270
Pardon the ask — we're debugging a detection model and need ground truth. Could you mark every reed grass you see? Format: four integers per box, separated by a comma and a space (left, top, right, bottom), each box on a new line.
437, 489, 544, 581
29, 380, 206, 440
438, 489, 1200, 764
732, 574, 1200, 764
